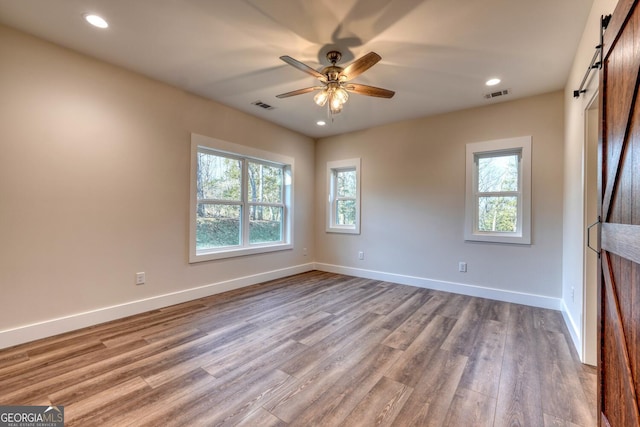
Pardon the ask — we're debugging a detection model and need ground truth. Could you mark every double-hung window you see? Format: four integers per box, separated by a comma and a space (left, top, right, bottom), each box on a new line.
190, 134, 293, 262
326, 158, 361, 234
465, 136, 531, 244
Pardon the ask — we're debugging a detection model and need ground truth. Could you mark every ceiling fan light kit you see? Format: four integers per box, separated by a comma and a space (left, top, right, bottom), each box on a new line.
277, 50, 394, 117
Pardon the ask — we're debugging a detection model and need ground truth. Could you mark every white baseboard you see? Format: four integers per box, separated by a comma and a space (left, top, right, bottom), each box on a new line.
314, 263, 563, 311
1, 262, 568, 351
561, 298, 583, 361
0, 263, 315, 350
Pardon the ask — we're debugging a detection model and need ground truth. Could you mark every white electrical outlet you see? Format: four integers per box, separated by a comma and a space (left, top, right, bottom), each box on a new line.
303, 248, 308, 257
458, 262, 467, 273
136, 272, 146, 285
358, 251, 364, 260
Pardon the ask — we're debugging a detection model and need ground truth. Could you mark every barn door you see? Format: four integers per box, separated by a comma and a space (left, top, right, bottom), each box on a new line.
599, 0, 640, 426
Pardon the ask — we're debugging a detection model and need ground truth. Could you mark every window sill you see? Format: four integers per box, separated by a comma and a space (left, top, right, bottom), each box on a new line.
464, 232, 530, 245
326, 226, 360, 235
189, 242, 293, 263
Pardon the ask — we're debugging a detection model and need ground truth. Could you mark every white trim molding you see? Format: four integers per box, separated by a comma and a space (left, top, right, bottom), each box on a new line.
1, 263, 571, 353
561, 298, 584, 362
0, 263, 315, 350
465, 136, 532, 245
326, 158, 361, 234
314, 263, 562, 310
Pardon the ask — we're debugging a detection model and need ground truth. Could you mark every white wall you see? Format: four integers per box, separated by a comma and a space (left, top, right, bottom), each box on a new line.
0, 24, 316, 348
562, 0, 618, 364
315, 92, 565, 307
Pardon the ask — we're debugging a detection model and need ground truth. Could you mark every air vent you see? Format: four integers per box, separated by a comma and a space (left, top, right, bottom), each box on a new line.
252, 100, 275, 110
484, 89, 510, 99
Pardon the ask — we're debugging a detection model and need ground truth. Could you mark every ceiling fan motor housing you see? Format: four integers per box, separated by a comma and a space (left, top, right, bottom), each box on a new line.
326, 50, 342, 64
321, 65, 343, 82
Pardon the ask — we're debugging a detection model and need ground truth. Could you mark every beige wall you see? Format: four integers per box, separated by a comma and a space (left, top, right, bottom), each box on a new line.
0, 24, 315, 342
0, 12, 604, 354
563, 0, 618, 364
315, 91, 564, 299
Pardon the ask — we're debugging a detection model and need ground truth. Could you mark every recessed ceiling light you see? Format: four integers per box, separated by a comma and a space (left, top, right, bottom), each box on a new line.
486, 78, 501, 86
316, 120, 326, 126
83, 14, 109, 29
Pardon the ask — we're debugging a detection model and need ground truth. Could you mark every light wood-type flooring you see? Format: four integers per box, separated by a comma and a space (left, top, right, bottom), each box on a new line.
0, 271, 596, 426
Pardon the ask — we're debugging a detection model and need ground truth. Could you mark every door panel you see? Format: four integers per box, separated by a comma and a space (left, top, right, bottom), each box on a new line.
599, 0, 640, 426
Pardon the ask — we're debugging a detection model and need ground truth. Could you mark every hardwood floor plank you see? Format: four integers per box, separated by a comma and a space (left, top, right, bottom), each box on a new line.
543, 413, 583, 427
533, 307, 569, 334
443, 387, 497, 427
289, 309, 367, 346
359, 284, 420, 316
0, 351, 29, 370
494, 306, 545, 427
236, 408, 286, 427
534, 328, 594, 426
340, 376, 412, 427
385, 315, 457, 387
484, 299, 512, 323
458, 319, 508, 398
324, 282, 390, 316
578, 364, 598, 422
440, 298, 488, 356
46, 330, 216, 404
202, 339, 307, 380
0, 339, 107, 380
1, 328, 205, 403
170, 368, 291, 427
65, 368, 217, 426
63, 376, 151, 424
277, 311, 383, 378
287, 344, 403, 426
0, 272, 596, 427
380, 289, 434, 330
264, 327, 391, 422
390, 349, 468, 426
136, 366, 291, 427
433, 292, 473, 318
382, 295, 446, 350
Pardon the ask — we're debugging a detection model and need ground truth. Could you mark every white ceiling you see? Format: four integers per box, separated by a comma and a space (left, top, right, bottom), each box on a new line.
0, 0, 594, 138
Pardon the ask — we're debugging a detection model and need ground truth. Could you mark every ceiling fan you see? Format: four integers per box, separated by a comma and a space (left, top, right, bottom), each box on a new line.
276, 50, 395, 115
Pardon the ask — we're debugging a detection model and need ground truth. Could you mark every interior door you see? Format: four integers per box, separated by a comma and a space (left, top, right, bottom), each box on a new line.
599, 0, 640, 425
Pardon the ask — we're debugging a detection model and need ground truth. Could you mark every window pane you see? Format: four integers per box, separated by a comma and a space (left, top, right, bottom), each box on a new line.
478, 196, 518, 232
249, 206, 283, 243
477, 154, 519, 192
197, 152, 242, 201
196, 204, 241, 249
336, 200, 356, 226
248, 162, 283, 203
336, 169, 356, 198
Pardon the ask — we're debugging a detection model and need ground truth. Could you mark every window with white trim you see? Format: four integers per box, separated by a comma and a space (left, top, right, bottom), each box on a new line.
465, 136, 531, 244
190, 134, 293, 262
326, 158, 361, 234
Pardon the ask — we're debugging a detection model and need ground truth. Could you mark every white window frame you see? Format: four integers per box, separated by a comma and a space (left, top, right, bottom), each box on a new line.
326, 158, 361, 234
464, 136, 531, 244
190, 133, 293, 263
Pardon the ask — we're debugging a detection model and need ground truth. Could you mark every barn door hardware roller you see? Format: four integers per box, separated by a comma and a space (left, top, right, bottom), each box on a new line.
574, 14, 612, 98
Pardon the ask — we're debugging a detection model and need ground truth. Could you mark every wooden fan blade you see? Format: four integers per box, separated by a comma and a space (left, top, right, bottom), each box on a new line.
345, 83, 395, 98
280, 56, 327, 82
276, 87, 320, 98
341, 52, 381, 81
